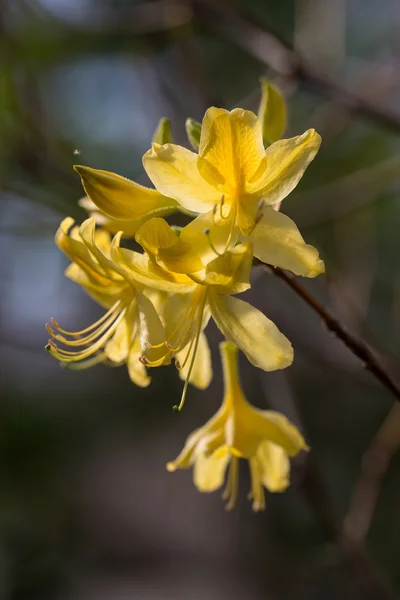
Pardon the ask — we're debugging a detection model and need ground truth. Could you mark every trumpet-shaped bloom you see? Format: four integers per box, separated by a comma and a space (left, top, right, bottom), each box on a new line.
143, 107, 324, 277
46, 217, 210, 389
113, 217, 293, 410
167, 342, 308, 510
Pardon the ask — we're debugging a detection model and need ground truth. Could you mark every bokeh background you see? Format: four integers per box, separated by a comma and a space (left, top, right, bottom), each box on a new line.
1, 1, 400, 599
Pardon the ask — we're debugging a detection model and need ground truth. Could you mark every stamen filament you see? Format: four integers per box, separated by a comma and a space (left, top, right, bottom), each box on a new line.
173, 290, 207, 412
47, 308, 127, 363
48, 300, 122, 337
47, 305, 122, 347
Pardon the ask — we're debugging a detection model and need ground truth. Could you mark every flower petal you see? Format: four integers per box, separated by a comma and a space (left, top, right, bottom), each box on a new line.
257, 442, 290, 492
196, 242, 252, 294
74, 165, 177, 222
245, 207, 325, 277
209, 293, 293, 371
137, 292, 169, 365
198, 107, 266, 191
256, 410, 309, 456
247, 129, 321, 204
135, 217, 204, 274
127, 338, 151, 387
143, 143, 220, 213
193, 451, 230, 492
177, 332, 213, 390
105, 303, 138, 363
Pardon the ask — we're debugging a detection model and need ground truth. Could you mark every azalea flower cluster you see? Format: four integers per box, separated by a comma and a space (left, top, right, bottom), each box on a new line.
46, 80, 324, 510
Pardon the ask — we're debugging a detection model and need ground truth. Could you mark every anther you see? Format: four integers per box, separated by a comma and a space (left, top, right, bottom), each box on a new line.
139, 355, 149, 365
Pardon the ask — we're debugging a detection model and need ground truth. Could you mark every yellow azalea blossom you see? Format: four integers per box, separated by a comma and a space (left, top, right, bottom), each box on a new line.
143, 107, 324, 277
46, 217, 210, 390
167, 341, 308, 511
111, 217, 293, 410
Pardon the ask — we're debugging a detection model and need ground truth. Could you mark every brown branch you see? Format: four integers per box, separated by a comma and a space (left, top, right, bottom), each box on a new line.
193, 0, 400, 134
264, 265, 400, 404
342, 404, 400, 546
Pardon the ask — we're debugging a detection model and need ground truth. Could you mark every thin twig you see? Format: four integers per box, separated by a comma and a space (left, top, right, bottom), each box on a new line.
263, 265, 400, 404
193, 0, 400, 134
342, 404, 400, 546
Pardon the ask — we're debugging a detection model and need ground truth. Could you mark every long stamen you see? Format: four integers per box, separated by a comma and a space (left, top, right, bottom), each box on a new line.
174, 330, 196, 371
48, 300, 122, 337
47, 305, 122, 347
60, 352, 106, 370
204, 200, 238, 258
172, 290, 207, 412
46, 307, 127, 363
223, 457, 239, 511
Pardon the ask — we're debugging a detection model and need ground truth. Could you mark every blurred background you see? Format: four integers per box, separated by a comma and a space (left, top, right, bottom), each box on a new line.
1, 0, 400, 599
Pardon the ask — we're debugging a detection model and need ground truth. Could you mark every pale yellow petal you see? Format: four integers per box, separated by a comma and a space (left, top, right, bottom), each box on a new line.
137, 292, 169, 365
74, 165, 177, 221
198, 107, 266, 192
257, 442, 290, 492
245, 207, 325, 277
177, 332, 213, 390
142, 143, 220, 213
197, 242, 252, 294
127, 338, 151, 387
209, 292, 293, 371
193, 451, 230, 492
246, 129, 321, 203
135, 217, 204, 274
256, 410, 309, 456
105, 303, 138, 363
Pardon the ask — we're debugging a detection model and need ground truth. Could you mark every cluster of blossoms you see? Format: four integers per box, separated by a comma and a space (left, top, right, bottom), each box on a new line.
47, 80, 324, 510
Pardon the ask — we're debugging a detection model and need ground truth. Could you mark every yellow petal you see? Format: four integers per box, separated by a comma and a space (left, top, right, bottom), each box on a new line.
136, 217, 204, 274
193, 451, 230, 492
256, 410, 309, 456
257, 442, 290, 492
198, 107, 266, 192
258, 79, 287, 144
79, 196, 144, 237
177, 332, 213, 390
104, 303, 138, 363
74, 165, 178, 221
127, 338, 151, 387
136, 292, 168, 365
209, 292, 293, 371
163, 289, 211, 352
196, 242, 252, 294
245, 207, 325, 277
56, 217, 114, 287
111, 236, 196, 294
142, 143, 220, 213
246, 129, 321, 203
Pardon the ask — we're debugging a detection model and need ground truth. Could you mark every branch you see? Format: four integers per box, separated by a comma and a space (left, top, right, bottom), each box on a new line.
342, 404, 400, 546
193, 0, 400, 134
263, 265, 400, 404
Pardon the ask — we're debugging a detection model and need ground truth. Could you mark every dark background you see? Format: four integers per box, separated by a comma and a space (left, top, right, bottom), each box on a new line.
1, 1, 400, 599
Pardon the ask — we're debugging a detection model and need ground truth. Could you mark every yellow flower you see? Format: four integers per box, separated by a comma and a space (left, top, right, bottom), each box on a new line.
112, 217, 293, 410
167, 342, 308, 511
143, 107, 324, 277
46, 217, 177, 387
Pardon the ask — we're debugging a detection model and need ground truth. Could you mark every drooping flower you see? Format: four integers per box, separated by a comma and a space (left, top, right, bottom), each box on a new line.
112, 217, 293, 410
46, 217, 210, 390
143, 107, 324, 277
167, 341, 308, 511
